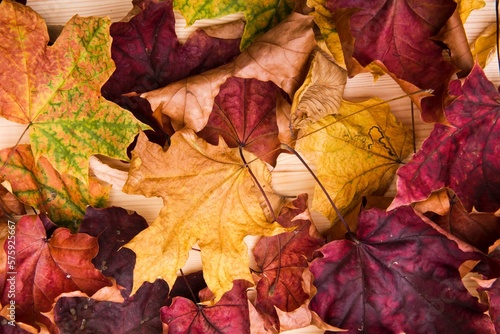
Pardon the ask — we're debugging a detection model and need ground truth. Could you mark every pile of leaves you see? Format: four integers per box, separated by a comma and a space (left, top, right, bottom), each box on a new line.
0, 0, 499, 332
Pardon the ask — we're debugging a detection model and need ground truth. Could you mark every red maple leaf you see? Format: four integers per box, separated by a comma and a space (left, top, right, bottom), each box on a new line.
390, 64, 500, 213
0, 215, 110, 327
252, 194, 324, 329
326, 0, 457, 122
197, 77, 287, 166
309, 206, 494, 333
161, 280, 251, 333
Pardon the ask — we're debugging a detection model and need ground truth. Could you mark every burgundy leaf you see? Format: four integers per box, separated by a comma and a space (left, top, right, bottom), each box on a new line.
161, 280, 251, 334
425, 191, 500, 253
101, 0, 241, 140
309, 206, 494, 333
390, 64, 500, 212
79, 206, 149, 296
252, 194, 324, 329
197, 77, 287, 166
0, 215, 110, 327
326, 0, 457, 122
54, 279, 169, 334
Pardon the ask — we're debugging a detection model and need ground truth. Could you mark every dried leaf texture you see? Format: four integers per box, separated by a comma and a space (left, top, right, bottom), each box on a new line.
390, 64, 500, 212
296, 98, 413, 222
309, 206, 495, 333
321, 0, 458, 122
197, 77, 285, 166
162, 280, 252, 333
140, 12, 316, 132
123, 131, 287, 300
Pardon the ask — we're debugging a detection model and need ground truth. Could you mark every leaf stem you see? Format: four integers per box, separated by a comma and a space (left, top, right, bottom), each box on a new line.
281, 143, 357, 241
239, 146, 278, 222
179, 268, 199, 303
245, 89, 432, 167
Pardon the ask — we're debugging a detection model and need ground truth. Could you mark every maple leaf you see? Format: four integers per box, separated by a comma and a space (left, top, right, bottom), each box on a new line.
291, 47, 347, 127
0, 215, 110, 327
79, 206, 149, 296
54, 279, 168, 333
296, 98, 413, 222
0, 184, 25, 220
140, 12, 316, 132
0, 145, 109, 229
309, 206, 495, 333
123, 130, 288, 300
101, 0, 241, 139
470, 23, 498, 69
174, 0, 296, 49
390, 64, 500, 213
252, 194, 325, 329
161, 280, 251, 333
414, 188, 500, 253
197, 77, 286, 166
0, 0, 145, 182
321, 0, 458, 122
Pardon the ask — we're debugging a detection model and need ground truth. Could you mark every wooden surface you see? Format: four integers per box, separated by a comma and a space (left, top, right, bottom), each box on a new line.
1, 1, 499, 333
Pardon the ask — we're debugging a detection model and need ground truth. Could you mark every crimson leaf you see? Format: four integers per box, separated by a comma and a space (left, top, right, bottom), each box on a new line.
390, 64, 500, 212
309, 206, 494, 333
252, 194, 324, 328
161, 280, 251, 333
197, 77, 286, 166
326, 0, 457, 122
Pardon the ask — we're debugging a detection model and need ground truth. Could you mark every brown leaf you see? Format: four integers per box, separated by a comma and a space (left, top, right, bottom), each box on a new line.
140, 12, 316, 131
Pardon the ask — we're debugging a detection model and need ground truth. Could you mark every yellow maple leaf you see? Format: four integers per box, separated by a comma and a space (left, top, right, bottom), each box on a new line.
296, 98, 413, 223
123, 130, 287, 300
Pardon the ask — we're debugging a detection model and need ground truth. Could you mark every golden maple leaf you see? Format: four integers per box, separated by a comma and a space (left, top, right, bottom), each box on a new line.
123, 130, 287, 300
296, 98, 413, 223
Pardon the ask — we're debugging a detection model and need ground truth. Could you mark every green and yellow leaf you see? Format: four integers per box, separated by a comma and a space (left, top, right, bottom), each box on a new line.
0, 0, 146, 183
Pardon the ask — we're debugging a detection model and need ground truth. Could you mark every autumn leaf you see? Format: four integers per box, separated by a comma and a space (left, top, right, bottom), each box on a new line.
161, 280, 251, 333
0, 215, 110, 327
390, 64, 500, 213
414, 188, 500, 253
54, 279, 169, 333
79, 206, 149, 296
457, 0, 486, 23
140, 12, 315, 132
296, 98, 413, 222
0, 145, 109, 229
309, 206, 495, 333
101, 0, 241, 140
0, 185, 25, 220
470, 23, 498, 68
0, 0, 145, 182
174, 0, 296, 49
197, 77, 286, 166
291, 47, 347, 127
123, 130, 288, 300
320, 0, 458, 122
252, 194, 324, 330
